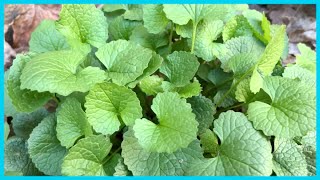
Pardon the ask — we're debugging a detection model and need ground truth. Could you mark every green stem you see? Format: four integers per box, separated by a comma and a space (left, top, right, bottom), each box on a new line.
102, 146, 121, 165
216, 103, 245, 114
191, 22, 198, 54
167, 22, 174, 54
215, 67, 255, 107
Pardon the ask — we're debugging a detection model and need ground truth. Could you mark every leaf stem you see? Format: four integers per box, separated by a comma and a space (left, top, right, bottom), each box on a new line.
191, 22, 198, 54
102, 146, 121, 165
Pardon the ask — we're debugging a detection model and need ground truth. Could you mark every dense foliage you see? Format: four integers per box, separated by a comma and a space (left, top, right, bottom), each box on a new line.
4, 4, 316, 176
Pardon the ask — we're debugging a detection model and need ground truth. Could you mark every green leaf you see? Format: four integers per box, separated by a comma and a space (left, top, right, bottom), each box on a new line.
20, 50, 105, 96
7, 55, 51, 112
250, 25, 286, 93
175, 22, 193, 38
194, 20, 225, 61
248, 76, 316, 138
122, 5, 143, 21
272, 138, 308, 176
122, 128, 203, 175
103, 4, 127, 12
95, 40, 153, 86
130, 26, 168, 50
163, 5, 229, 26
138, 75, 164, 96
103, 153, 121, 176
160, 51, 199, 86
222, 15, 253, 42
301, 131, 316, 175
4, 70, 18, 116
235, 78, 271, 103
5, 137, 42, 175
28, 114, 67, 175
56, 4, 108, 48
199, 129, 219, 156
162, 78, 202, 98
143, 5, 169, 34
62, 135, 113, 176
29, 20, 69, 53
221, 36, 264, 71
133, 92, 198, 153
282, 65, 315, 87
108, 16, 142, 40
186, 111, 273, 176
56, 98, 92, 148
213, 90, 236, 108
114, 156, 131, 176
127, 52, 163, 88
296, 43, 316, 74
187, 95, 215, 134
12, 108, 49, 139
5, 171, 23, 176
85, 82, 142, 135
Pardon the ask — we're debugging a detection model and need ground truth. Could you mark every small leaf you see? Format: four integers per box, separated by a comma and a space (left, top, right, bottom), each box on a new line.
85, 82, 142, 135
133, 92, 198, 153
296, 43, 316, 74
139, 75, 164, 96
108, 16, 142, 40
130, 26, 168, 50
62, 135, 113, 176
56, 98, 92, 148
160, 51, 199, 87
143, 5, 169, 34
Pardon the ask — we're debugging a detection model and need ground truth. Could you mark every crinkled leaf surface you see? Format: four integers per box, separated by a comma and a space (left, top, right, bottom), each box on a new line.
248, 76, 316, 138
161, 78, 202, 98
108, 16, 142, 40
222, 15, 253, 42
4, 121, 10, 143
56, 5, 108, 48
29, 20, 69, 53
139, 75, 164, 96
62, 135, 112, 176
28, 115, 67, 175
194, 20, 225, 61
12, 108, 49, 139
235, 78, 270, 103
199, 129, 218, 155
96, 40, 152, 86
186, 111, 273, 176
122, 5, 143, 21
85, 82, 142, 135
187, 95, 215, 134
296, 43, 316, 74
160, 51, 199, 86
5, 137, 41, 176
122, 129, 203, 175
20, 50, 105, 96
250, 26, 286, 93
114, 156, 131, 176
272, 138, 308, 176
282, 65, 315, 87
7, 55, 51, 112
133, 92, 198, 153
301, 131, 316, 175
143, 5, 169, 34
130, 26, 168, 50
57, 98, 92, 148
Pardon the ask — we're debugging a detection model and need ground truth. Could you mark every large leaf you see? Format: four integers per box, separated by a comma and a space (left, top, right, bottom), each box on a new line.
5, 137, 41, 175
85, 82, 142, 135
95, 40, 152, 86
20, 50, 105, 96
272, 138, 308, 176
29, 20, 69, 53
122, 129, 203, 175
56, 98, 92, 148
7, 55, 51, 112
28, 115, 67, 175
133, 92, 198, 153
248, 76, 316, 138
56, 4, 108, 48
62, 135, 113, 176
160, 51, 199, 87
186, 111, 273, 176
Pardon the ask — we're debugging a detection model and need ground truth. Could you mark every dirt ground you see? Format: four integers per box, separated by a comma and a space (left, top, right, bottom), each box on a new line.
3, 4, 316, 69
